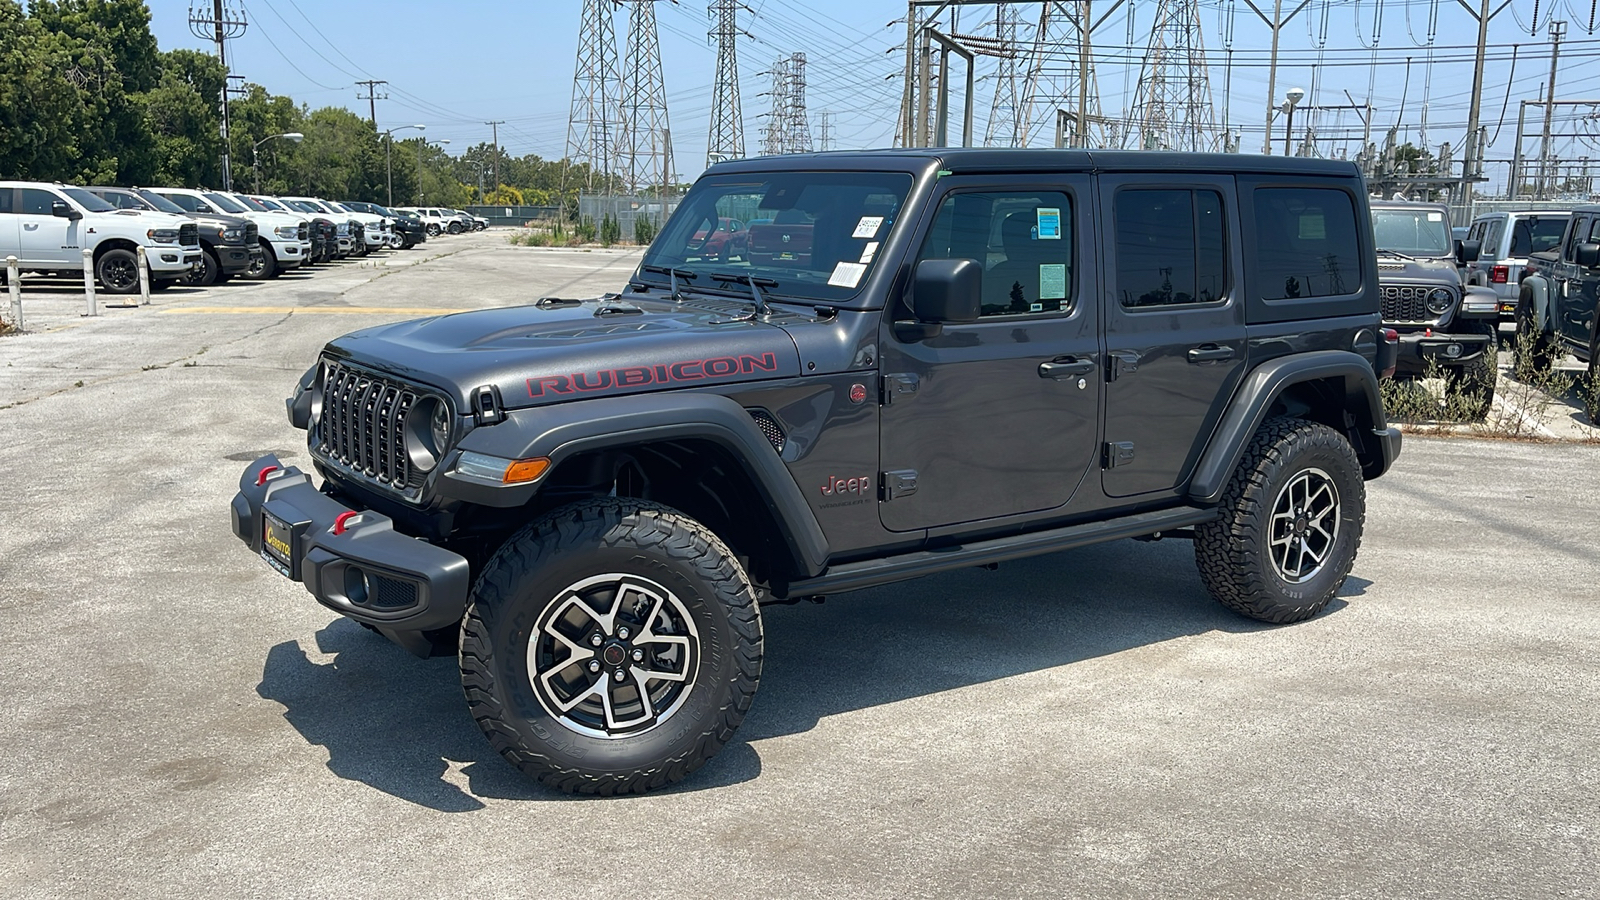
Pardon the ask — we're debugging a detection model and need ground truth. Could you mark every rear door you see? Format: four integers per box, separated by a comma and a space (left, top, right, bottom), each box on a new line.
1557, 214, 1593, 347
1098, 175, 1245, 498
878, 175, 1101, 532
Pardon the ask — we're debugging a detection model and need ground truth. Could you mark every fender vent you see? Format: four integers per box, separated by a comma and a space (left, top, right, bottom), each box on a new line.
747, 409, 785, 453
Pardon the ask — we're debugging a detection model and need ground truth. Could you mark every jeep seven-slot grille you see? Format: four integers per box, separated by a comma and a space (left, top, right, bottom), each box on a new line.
178, 223, 199, 247
315, 361, 419, 490
1381, 285, 1434, 322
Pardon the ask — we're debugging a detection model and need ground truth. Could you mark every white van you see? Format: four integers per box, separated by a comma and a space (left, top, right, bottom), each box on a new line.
0, 181, 200, 292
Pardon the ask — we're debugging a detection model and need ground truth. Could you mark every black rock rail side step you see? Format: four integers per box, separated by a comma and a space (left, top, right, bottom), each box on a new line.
777, 506, 1219, 599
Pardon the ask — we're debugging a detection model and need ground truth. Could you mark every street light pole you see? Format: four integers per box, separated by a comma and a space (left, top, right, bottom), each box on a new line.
382, 124, 425, 206
251, 132, 303, 193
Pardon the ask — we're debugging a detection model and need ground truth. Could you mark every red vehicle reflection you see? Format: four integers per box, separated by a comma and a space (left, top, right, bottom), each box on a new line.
690, 217, 748, 261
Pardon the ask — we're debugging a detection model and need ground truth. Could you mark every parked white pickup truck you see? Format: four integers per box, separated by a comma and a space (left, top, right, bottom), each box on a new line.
0, 181, 200, 292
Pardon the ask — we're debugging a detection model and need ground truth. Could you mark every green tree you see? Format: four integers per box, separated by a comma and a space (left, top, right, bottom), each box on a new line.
0, 1, 94, 179
141, 49, 224, 187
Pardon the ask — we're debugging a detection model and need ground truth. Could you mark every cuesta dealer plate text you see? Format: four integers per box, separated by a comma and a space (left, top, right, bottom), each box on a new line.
260, 510, 296, 578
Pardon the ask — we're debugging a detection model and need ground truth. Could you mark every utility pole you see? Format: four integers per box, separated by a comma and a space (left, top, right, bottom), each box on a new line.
1538, 20, 1567, 198
706, 0, 746, 167
1457, 0, 1513, 221
486, 119, 504, 196
356, 80, 388, 127
188, 0, 247, 189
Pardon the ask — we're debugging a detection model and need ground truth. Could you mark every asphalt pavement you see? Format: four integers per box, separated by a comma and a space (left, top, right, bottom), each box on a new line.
1, 231, 1596, 899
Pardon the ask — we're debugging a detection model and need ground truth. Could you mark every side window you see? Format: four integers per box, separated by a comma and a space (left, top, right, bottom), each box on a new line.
162, 193, 201, 213
1588, 219, 1600, 243
0, 189, 12, 214
1115, 188, 1226, 307
917, 190, 1074, 317
1251, 187, 1361, 301
19, 188, 58, 215
1483, 220, 1503, 257
1563, 218, 1587, 261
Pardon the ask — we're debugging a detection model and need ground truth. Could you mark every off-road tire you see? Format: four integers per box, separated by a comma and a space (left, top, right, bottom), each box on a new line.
1515, 295, 1554, 378
1195, 417, 1365, 624
1585, 350, 1600, 426
460, 498, 762, 795
1444, 352, 1496, 422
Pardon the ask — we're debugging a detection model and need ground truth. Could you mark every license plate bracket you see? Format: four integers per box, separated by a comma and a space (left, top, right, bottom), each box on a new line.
261, 508, 308, 581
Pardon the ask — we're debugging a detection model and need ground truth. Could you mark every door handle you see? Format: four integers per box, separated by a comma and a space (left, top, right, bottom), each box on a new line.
1187, 344, 1236, 363
1039, 358, 1096, 380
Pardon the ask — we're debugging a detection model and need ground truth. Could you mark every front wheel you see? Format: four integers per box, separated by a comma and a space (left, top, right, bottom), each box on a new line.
1515, 294, 1555, 378
95, 248, 141, 294
460, 499, 762, 795
448, 222, 463, 235
246, 242, 278, 279
1195, 417, 1365, 624
1445, 353, 1496, 421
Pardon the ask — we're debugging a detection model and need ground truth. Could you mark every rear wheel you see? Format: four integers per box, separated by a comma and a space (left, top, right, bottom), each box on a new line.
460, 499, 762, 795
1515, 294, 1555, 378
1585, 351, 1600, 426
1195, 417, 1365, 624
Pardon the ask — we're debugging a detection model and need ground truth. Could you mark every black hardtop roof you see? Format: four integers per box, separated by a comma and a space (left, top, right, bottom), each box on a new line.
711, 147, 1361, 178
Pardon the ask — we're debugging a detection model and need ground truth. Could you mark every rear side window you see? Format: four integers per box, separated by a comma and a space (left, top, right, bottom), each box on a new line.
0, 189, 12, 214
1252, 188, 1361, 301
1511, 216, 1571, 256
1114, 189, 1225, 307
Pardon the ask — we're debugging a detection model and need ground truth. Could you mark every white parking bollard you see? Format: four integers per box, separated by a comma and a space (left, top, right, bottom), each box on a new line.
137, 246, 151, 306
82, 248, 97, 317
6, 255, 20, 332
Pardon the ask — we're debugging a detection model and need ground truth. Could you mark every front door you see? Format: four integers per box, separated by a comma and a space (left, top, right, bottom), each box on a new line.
1098, 175, 1246, 498
1562, 215, 1600, 350
17, 187, 75, 268
0, 188, 17, 255
878, 177, 1102, 532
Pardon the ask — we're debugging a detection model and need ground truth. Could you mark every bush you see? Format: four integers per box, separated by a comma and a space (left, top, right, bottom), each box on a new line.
576, 217, 596, 243
634, 216, 657, 245
599, 213, 621, 247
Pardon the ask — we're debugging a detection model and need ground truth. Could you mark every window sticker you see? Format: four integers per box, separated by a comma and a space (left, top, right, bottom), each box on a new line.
1039, 263, 1067, 300
1298, 213, 1327, 240
1029, 302, 1043, 312
1036, 207, 1062, 239
828, 261, 868, 288
859, 241, 879, 264
852, 216, 884, 238
1427, 212, 1443, 221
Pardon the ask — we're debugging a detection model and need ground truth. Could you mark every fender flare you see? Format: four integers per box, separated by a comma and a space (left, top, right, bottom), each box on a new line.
1187, 350, 1394, 504
441, 391, 830, 577
1519, 273, 1553, 334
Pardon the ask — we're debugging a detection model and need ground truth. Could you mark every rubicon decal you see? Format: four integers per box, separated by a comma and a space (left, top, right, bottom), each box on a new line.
528, 352, 780, 398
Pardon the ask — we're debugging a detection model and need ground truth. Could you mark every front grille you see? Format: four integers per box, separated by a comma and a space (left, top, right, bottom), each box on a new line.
1381, 285, 1438, 323
314, 360, 421, 491
178, 223, 199, 247
360, 573, 419, 611
748, 409, 786, 453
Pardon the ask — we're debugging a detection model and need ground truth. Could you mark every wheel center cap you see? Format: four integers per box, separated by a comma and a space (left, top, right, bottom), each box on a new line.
602, 643, 627, 667
1294, 514, 1310, 534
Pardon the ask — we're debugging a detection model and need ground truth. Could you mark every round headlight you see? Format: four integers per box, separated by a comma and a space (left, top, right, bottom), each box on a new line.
1426, 288, 1454, 314
404, 397, 450, 473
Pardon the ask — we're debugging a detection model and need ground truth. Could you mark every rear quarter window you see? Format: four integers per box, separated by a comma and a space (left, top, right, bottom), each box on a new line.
1252, 187, 1362, 301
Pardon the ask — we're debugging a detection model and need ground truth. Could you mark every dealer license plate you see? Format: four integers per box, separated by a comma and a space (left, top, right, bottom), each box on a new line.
260, 510, 297, 578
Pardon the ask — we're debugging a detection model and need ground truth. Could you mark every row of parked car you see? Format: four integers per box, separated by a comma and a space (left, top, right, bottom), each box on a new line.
0, 179, 487, 295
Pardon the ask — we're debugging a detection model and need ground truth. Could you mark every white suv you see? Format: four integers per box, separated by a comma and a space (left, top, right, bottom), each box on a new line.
209, 190, 313, 278
0, 181, 200, 293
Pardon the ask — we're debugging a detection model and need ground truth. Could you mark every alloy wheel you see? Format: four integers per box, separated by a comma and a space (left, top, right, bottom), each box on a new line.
1268, 467, 1341, 584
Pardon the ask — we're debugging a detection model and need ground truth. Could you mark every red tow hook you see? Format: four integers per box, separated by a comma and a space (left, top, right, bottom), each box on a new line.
332, 511, 361, 536
255, 465, 279, 486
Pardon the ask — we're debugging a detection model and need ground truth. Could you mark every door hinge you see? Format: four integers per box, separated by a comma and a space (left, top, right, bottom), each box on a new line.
1107, 350, 1141, 382
1103, 441, 1135, 469
880, 469, 918, 500
881, 373, 920, 405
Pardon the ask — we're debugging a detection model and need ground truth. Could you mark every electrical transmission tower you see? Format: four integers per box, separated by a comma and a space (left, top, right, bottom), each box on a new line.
565, 0, 623, 194
762, 57, 791, 156
984, 4, 1023, 147
188, 0, 247, 189
819, 111, 833, 151
1020, 1, 1102, 148
622, 1, 674, 200
1122, 0, 1218, 152
783, 52, 813, 153
706, 0, 745, 166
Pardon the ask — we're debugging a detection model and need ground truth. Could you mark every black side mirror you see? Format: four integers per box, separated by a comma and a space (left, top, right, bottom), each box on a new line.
914, 258, 982, 319
51, 200, 82, 221
1577, 243, 1600, 269
1455, 239, 1481, 265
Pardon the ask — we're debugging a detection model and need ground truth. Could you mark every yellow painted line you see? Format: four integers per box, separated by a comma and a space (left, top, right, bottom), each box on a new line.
158, 306, 472, 315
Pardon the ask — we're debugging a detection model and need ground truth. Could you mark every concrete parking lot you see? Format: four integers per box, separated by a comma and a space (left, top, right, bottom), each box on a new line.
1, 231, 1596, 898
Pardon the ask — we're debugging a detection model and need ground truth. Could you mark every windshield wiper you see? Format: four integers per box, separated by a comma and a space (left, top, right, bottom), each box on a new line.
1376, 248, 1418, 261
709, 273, 776, 318
641, 264, 697, 302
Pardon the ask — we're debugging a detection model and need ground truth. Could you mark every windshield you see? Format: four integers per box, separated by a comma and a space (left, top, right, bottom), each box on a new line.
1371, 208, 1452, 257
286, 200, 319, 214
61, 187, 115, 213
1509, 216, 1569, 256
204, 192, 248, 214
253, 197, 287, 211
640, 171, 913, 303
131, 189, 188, 214
233, 194, 270, 213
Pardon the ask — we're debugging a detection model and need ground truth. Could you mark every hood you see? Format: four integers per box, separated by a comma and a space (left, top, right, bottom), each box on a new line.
105, 209, 191, 228
237, 210, 304, 229
184, 211, 252, 230
323, 292, 808, 412
1375, 254, 1459, 286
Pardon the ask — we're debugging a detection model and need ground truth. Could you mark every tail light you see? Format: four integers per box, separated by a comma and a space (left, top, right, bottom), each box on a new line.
1489, 265, 1509, 284
1378, 328, 1399, 380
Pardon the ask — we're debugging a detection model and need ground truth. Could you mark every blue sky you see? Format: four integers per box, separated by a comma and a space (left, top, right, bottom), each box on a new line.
147, 1, 1600, 189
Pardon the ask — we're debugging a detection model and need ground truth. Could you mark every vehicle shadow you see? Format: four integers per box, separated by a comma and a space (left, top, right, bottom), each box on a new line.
256, 537, 1357, 809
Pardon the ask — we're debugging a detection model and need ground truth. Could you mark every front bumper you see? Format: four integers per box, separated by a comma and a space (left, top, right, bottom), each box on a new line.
216, 243, 261, 276
230, 455, 471, 633
148, 247, 203, 275
1392, 327, 1494, 375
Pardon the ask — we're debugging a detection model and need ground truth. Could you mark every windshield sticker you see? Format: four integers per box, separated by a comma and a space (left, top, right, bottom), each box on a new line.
828, 261, 868, 288
1036, 207, 1062, 239
859, 241, 879, 264
852, 216, 884, 238
1427, 212, 1443, 222
1039, 264, 1067, 300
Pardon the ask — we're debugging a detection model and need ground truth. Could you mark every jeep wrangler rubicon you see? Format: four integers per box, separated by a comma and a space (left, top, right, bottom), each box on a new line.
1513, 203, 1600, 423
231, 150, 1401, 795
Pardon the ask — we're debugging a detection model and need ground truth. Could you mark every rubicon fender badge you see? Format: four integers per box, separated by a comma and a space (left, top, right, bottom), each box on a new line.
849, 383, 867, 404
